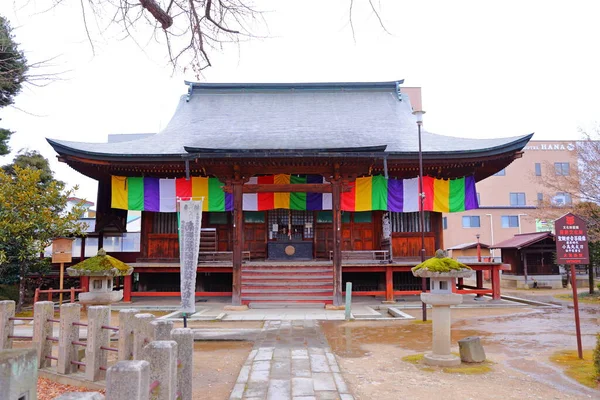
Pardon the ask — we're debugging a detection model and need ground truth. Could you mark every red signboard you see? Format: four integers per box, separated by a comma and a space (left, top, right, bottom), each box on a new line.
554, 213, 589, 265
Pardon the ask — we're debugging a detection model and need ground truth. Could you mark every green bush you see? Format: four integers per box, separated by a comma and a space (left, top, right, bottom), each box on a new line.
594, 333, 600, 381
0, 284, 19, 302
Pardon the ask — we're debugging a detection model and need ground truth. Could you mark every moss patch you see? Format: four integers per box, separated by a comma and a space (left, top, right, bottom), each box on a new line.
411, 319, 432, 325
402, 353, 425, 364
442, 362, 493, 374
69, 250, 131, 275
412, 257, 471, 273
550, 350, 599, 389
402, 352, 493, 375
555, 292, 600, 304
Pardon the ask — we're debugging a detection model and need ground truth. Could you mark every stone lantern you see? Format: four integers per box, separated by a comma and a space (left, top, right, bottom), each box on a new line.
67, 249, 133, 305
412, 250, 474, 367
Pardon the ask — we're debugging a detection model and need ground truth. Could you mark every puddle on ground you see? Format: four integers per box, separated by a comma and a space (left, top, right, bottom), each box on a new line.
320, 320, 486, 358
321, 305, 599, 359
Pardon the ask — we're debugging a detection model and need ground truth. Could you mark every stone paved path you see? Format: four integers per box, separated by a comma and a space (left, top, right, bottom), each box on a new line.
229, 320, 354, 400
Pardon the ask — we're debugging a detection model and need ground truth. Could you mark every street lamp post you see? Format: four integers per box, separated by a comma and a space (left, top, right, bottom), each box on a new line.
476, 233, 481, 262
413, 110, 427, 322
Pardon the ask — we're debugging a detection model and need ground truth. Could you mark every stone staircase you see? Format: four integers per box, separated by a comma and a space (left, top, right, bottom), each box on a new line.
241, 265, 334, 307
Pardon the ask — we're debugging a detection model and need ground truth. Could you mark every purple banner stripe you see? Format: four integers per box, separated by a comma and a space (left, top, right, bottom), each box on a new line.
225, 192, 233, 211
144, 177, 160, 212
387, 178, 404, 212
306, 175, 323, 210
464, 175, 478, 210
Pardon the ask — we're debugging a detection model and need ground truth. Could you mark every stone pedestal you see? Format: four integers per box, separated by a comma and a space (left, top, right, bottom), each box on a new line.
413, 268, 474, 368
421, 293, 463, 367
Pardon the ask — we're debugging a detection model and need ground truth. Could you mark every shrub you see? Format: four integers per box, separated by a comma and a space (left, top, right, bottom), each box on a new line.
0, 284, 19, 301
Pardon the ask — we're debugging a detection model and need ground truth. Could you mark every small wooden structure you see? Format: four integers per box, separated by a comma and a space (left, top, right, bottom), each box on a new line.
492, 232, 560, 288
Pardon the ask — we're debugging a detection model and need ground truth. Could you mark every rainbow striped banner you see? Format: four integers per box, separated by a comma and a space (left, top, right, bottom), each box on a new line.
341, 175, 478, 213
111, 175, 478, 213
111, 176, 231, 212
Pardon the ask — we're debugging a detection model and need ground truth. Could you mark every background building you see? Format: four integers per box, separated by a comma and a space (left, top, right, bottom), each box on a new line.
444, 140, 579, 257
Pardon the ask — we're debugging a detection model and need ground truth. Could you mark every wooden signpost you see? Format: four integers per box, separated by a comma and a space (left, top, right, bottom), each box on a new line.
52, 238, 74, 305
554, 213, 588, 359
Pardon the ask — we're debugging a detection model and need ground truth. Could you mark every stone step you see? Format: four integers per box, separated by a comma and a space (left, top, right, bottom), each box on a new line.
241, 295, 333, 301
242, 281, 333, 287
248, 302, 326, 309
242, 275, 333, 280
241, 288, 333, 294
242, 268, 333, 273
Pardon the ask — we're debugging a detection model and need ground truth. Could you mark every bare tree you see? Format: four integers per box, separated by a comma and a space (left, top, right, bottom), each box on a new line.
17, 1, 391, 77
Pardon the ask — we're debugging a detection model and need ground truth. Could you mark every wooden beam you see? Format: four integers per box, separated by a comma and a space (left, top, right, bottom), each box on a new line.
231, 180, 243, 306
243, 184, 332, 193
332, 179, 343, 306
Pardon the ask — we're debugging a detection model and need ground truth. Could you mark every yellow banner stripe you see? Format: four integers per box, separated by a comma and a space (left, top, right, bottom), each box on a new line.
191, 177, 209, 211
274, 174, 291, 209
111, 176, 129, 210
433, 178, 450, 212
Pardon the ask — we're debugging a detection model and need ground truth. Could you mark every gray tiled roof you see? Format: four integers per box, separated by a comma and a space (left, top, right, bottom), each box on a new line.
47, 81, 532, 159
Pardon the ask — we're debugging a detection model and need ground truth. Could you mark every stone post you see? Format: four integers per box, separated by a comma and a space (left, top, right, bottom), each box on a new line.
171, 328, 193, 400
145, 341, 178, 400
55, 393, 105, 399
86, 306, 110, 381
57, 303, 81, 374
118, 309, 139, 361
0, 300, 15, 349
106, 360, 150, 400
0, 348, 38, 400
151, 319, 174, 340
431, 304, 453, 356
33, 301, 54, 368
132, 314, 155, 360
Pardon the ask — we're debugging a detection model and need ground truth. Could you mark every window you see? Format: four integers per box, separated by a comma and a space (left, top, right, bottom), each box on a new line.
316, 211, 350, 223
209, 212, 228, 224
92, 279, 103, 289
390, 212, 431, 232
442, 217, 448, 230
462, 216, 480, 228
535, 163, 541, 176
244, 211, 265, 223
493, 169, 505, 176
537, 193, 543, 205
501, 215, 519, 228
353, 212, 373, 223
553, 192, 573, 206
510, 192, 526, 206
555, 162, 570, 176
476, 192, 481, 205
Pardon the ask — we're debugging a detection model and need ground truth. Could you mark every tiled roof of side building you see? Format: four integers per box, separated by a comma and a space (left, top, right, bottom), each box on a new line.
490, 232, 554, 249
47, 80, 533, 160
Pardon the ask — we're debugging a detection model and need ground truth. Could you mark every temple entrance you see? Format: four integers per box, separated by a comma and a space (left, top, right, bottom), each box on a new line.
266, 210, 314, 260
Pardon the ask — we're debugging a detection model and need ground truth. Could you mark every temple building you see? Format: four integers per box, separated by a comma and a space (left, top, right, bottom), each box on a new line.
47, 80, 532, 307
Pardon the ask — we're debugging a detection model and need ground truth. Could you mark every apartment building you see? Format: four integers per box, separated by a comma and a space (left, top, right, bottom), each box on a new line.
444, 140, 578, 256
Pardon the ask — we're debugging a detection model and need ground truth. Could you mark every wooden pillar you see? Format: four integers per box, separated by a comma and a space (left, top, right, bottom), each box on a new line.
232, 181, 244, 306
491, 266, 501, 300
385, 266, 394, 302
332, 180, 343, 306
476, 271, 484, 298
123, 275, 132, 303
80, 276, 90, 292
80, 237, 86, 259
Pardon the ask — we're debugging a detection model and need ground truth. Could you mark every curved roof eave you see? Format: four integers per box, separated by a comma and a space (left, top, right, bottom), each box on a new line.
47, 133, 532, 164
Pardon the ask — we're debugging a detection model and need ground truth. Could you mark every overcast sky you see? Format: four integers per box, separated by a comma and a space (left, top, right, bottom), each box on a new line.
1, 0, 599, 203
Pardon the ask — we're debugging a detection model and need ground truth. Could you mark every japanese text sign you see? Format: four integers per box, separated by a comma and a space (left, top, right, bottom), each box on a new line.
554, 213, 589, 265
